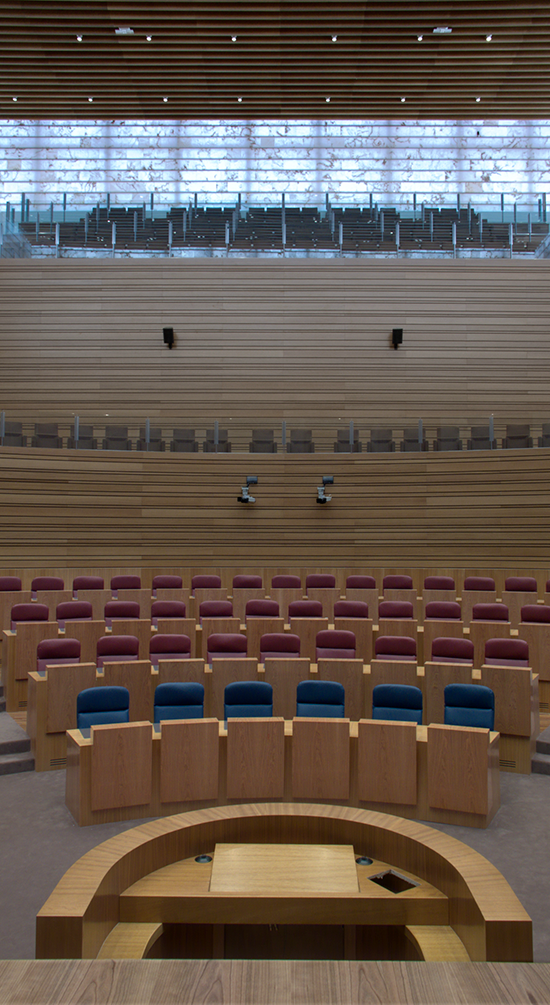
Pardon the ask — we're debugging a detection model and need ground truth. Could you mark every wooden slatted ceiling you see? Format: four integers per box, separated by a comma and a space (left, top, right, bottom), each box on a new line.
0, 259, 549, 431
1, 1, 550, 118
0, 448, 549, 567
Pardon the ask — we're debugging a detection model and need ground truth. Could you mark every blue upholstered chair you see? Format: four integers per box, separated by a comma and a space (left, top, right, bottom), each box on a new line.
153, 682, 204, 722
76, 686, 130, 729
443, 683, 495, 730
372, 683, 423, 724
224, 681, 273, 719
296, 679, 345, 717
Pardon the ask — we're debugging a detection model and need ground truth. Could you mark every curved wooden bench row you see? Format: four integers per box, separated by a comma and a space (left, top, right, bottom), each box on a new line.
36, 803, 532, 963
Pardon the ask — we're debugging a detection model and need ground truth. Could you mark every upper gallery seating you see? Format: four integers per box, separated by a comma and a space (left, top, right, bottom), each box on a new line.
136, 427, 165, 451
367, 428, 395, 452
102, 425, 132, 450
286, 429, 314, 453
502, 424, 532, 449
433, 426, 462, 451
170, 429, 199, 452
249, 429, 277, 453
31, 423, 63, 448
400, 427, 428, 452
334, 428, 362, 452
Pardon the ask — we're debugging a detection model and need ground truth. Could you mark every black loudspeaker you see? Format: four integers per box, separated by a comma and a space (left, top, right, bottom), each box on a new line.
392, 328, 403, 350
163, 327, 174, 349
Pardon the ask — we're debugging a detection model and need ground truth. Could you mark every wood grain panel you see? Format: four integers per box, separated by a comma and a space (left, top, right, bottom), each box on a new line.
209, 658, 260, 720
160, 718, 219, 804
46, 662, 97, 733
90, 722, 152, 811
357, 720, 417, 805
110, 618, 152, 660
421, 620, 464, 667
226, 718, 285, 800
289, 617, 329, 661
480, 666, 533, 737
245, 616, 285, 660
101, 660, 153, 723
515, 622, 550, 682
67, 620, 107, 664
291, 718, 350, 800
423, 662, 474, 725
468, 622, 511, 669
316, 658, 366, 721
262, 658, 312, 720
427, 724, 490, 815
153, 619, 197, 659
333, 617, 373, 662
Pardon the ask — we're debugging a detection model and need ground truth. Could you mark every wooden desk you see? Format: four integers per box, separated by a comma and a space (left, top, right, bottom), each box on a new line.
209, 843, 359, 894
2, 622, 59, 711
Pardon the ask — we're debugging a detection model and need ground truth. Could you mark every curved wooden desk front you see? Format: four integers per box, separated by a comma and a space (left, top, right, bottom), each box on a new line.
36, 804, 532, 963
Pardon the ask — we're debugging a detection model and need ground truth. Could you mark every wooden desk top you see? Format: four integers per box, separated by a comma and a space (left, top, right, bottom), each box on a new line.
209, 843, 359, 894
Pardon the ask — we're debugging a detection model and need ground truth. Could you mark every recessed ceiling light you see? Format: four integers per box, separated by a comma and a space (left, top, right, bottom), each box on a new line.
231, 35, 237, 41
476, 96, 481, 102
237, 97, 242, 102
401, 97, 406, 102
88, 97, 93, 102
417, 34, 423, 41
146, 35, 152, 41
332, 35, 337, 41
486, 34, 492, 41
12, 96, 17, 101
163, 97, 168, 102
76, 34, 83, 42
115, 26, 134, 35
433, 26, 452, 34
326, 97, 331, 102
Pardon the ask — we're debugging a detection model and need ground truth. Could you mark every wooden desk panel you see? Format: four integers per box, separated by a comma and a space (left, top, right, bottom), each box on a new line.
333, 617, 373, 662
245, 616, 285, 660
73, 589, 112, 622
421, 589, 458, 619
262, 658, 312, 720
306, 587, 340, 623
427, 724, 491, 815
231, 588, 266, 622
34, 589, 73, 613
377, 618, 418, 641
27, 662, 97, 771
268, 587, 303, 621
344, 587, 380, 621
160, 718, 219, 804
0, 589, 31, 631
501, 591, 538, 629
2, 622, 59, 711
102, 660, 153, 723
110, 619, 152, 660
289, 617, 329, 661
155, 659, 206, 686
210, 843, 359, 894
292, 717, 350, 801
46, 662, 98, 733
468, 622, 511, 669
226, 718, 285, 800
153, 587, 190, 611
516, 621, 550, 682
424, 661, 474, 725
153, 618, 197, 658
200, 617, 242, 659
209, 658, 260, 720
357, 719, 417, 805
91, 722, 152, 812
480, 665, 532, 737
66, 619, 106, 664
316, 659, 366, 720
114, 589, 152, 620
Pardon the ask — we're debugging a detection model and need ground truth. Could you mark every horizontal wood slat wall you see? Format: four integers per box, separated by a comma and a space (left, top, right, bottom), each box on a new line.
1, 258, 550, 429
0, 448, 549, 568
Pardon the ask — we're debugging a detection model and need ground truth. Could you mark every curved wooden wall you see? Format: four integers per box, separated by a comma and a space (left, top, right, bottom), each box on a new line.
0, 448, 549, 568
1, 258, 550, 428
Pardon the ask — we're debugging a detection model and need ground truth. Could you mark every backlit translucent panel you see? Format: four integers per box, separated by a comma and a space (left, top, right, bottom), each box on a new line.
0, 119, 548, 210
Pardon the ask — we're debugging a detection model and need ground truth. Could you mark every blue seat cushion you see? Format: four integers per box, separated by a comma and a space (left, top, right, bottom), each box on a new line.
296, 702, 344, 717
77, 709, 130, 729
444, 707, 494, 729
372, 707, 422, 724
154, 704, 203, 722
224, 704, 273, 718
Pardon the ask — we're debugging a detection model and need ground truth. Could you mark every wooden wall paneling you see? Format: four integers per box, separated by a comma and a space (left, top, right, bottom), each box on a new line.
333, 617, 373, 663
2, 622, 59, 711
90, 723, 153, 812
154, 619, 197, 658
316, 659, 366, 721
200, 617, 242, 659
209, 658, 260, 721
365, 660, 422, 718
262, 658, 312, 720
423, 662, 475, 726
231, 588, 266, 622
357, 720, 417, 804
291, 718, 350, 801
66, 620, 106, 664
101, 660, 153, 723
46, 662, 98, 734
110, 618, 152, 660
427, 725, 491, 816
159, 719, 219, 804
480, 666, 533, 738
461, 590, 497, 626
226, 718, 285, 800
468, 622, 512, 669
515, 622, 550, 682
305, 587, 341, 623
245, 616, 285, 660
289, 617, 329, 661
268, 587, 304, 621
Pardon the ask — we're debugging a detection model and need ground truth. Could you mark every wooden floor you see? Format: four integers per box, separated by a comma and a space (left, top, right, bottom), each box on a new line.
0, 959, 549, 1004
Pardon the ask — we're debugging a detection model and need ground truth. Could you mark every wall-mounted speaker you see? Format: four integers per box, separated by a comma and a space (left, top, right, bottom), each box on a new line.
163, 327, 174, 349
392, 328, 403, 350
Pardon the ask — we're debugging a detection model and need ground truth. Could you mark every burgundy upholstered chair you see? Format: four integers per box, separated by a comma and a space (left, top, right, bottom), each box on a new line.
431, 637, 475, 663
96, 635, 139, 667
36, 638, 81, 674
378, 600, 414, 619
271, 575, 301, 589
149, 633, 191, 665
192, 575, 222, 591
484, 638, 530, 667
11, 603, 49, 630
374, 635, 417, 661
110, 575, 141, 592
288, 600, 323, 618
334, 600, 369, 619
383, 575, 413, 590
424, 576, 455, 591
31, 577, 64, 596
56, 601, 93, 630
315, 629, 356, 660
463, 577, 496, 591
0, 577, 22, 591
259, 633, 301, 660
233, 575, 263, 589
104, 600, 140, 627
152, 575, 183, 594
151, 600, 186, 626
306, 574, 336, 590
425, 601, 461, 620
472, 603, 509, 621
346, 575, 376, 589
245, 599, 280, 617
199, 600, 233, 622
521, 605, 550, 623
505, 577, 537, 593
206, 633, 247, 662
72, 576, 104, 591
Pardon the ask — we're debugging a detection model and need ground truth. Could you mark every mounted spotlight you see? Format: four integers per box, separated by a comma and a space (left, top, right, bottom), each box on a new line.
238, 475, 258, 504
317, 475, 334, 504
